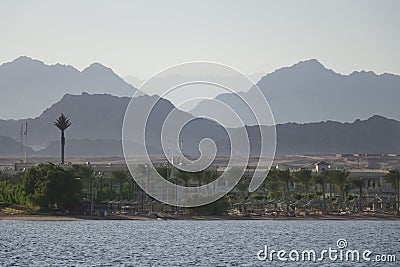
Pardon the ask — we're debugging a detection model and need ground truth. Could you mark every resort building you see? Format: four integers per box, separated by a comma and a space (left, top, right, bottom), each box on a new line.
315, 161, 330, 173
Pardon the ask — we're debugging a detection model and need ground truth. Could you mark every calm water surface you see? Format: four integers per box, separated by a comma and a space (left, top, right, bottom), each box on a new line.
1, 220, 399, 266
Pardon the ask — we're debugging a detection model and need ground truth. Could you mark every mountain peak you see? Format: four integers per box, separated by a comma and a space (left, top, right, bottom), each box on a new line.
11, 56, 44, 66
349, 70, 378, 77
263, 58, 334, 79
13, 55, 35, 62
83, 62, 112, 72
366, 115, 395, 122
0, 56, 137, 119
5, 56, 77, 72
292, 59, 327, 70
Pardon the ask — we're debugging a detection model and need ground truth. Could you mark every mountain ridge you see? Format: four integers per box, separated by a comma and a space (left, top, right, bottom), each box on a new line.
25, 114, 400, 157
0, 93, 398, 157
190, 59, 400, 125
0, 56, 138, 119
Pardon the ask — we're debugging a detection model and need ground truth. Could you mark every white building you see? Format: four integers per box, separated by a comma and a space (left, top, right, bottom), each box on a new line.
315, 161, 330, 174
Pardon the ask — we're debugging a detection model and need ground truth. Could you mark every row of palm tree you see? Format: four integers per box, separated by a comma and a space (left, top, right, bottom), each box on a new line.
232, 168, 399, 215
385, 169, 400, 215
69, 162, 400, 215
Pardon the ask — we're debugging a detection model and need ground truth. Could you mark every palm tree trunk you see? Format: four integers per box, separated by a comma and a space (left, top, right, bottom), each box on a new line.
305, 182, 309, 198
322, 185, 327, 215
61, 131, 65, 164
339, 186, 345, 210
396, 177, 399, 215
340, 186, 344, 202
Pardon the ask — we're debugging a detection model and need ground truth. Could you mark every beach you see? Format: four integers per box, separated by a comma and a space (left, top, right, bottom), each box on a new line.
1, 213, 399, 221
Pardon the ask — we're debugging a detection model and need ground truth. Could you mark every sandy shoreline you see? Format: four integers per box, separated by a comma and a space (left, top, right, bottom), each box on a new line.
1, 214, 399, 221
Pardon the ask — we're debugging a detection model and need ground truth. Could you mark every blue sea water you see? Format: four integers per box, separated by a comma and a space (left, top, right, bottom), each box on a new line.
0, 220, 399, 266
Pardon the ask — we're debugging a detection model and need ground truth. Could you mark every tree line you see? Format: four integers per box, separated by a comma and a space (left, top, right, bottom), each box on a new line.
234, 168, 400, 215
1, 163, 399, 215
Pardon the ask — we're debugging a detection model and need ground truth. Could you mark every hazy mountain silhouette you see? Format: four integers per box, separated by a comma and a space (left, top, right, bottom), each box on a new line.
31, 115, 400, 157
275, 115, 399, 155
0, 136, 34, 157
35, 139, 156, 157
273, 115, 400, 154
190, 59, 400, 125
0, 93, 228, 156
0, 93, 131, 148
214, 115, 400, 156
0, 93, 399, 157
0, 56, 138, 119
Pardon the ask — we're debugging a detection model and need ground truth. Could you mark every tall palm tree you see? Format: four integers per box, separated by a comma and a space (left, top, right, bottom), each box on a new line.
54, 113, 71, 164
234, 174, 250, 212
190, 171, 203, 187
384, 169, 400, 215
350, 177, 364, 213
236, 175, 250, 199
71, 164, 93, 194
313, 172, 328, 215
202, 169, 218, 185
156, 166, 169, 180
276, 169, 292, 213
175, 169, 190, 187
71, 164, 94, 214
112, 170, 128, 197
191, 169, 219, 187
135, 164, 148, 211
263, 169, 284, 210
327, 171, 335, 199
294, 169, 312, 198
331, 170, 350, 202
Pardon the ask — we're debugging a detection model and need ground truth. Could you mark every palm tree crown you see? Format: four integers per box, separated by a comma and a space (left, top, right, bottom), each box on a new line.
54, 113, 72, 131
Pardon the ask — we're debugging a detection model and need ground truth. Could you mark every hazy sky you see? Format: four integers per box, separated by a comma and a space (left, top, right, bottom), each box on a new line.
0, 0, 399, 79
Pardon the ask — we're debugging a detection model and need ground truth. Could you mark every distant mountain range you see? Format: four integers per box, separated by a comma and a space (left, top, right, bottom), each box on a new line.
190, 59, 400, 125
0, 93, 399, 157
0, 93, 131, 148
3, 56, 399, 124
0, 56, 138, 119
1, 57, 399, 158
0, 93, 228, 157
273, 115, 400, 155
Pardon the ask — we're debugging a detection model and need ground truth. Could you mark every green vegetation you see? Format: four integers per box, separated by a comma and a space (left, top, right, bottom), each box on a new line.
0, 181, 28, 205
23, 163, 82, 210
191, 198, 230, 216
1, 163, 399, 216
1, 163, 82, 212
294, 169, 312, 197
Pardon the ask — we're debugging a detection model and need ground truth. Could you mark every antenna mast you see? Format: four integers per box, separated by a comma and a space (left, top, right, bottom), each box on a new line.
20, 123, 23, 163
